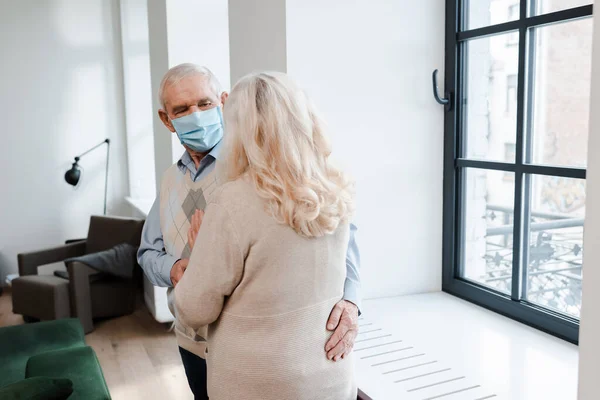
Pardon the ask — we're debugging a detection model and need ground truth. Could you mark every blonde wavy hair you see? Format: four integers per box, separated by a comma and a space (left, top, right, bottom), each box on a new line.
223, 72, 354, 238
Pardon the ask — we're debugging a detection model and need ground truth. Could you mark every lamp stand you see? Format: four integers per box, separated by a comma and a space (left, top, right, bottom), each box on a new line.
64, 138, 111, 215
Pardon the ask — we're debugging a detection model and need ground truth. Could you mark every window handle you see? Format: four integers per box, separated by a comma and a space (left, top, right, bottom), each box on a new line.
432, 69, 451, 109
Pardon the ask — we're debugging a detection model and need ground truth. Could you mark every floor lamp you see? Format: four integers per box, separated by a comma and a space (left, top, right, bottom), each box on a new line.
64, 139, 111, 215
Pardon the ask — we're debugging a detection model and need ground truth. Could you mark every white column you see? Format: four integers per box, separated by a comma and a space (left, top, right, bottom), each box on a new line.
227, 0, 287, 84
165, 0, 231, 162
137, 0, 231, 324
165, 0, 231, 86
146, 0, 231, 190
577, 7, 600, 400
119, 0, 156, 200
147, 0, 173, 190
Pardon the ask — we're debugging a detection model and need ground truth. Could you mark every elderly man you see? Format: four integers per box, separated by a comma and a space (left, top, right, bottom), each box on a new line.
138, 63, 361, 400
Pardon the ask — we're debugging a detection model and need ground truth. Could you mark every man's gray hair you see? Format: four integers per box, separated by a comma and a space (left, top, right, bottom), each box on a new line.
159, 63, 222, 108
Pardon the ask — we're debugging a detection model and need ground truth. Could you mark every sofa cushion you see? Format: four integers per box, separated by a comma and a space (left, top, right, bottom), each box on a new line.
26, 346, 111, 400
53, 269, 107, 284
0, 319, 85, 387
65, 243, 138, 279
0, 376, 73, 400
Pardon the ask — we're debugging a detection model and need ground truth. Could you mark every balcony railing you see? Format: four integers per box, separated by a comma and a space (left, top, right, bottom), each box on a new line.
480, 204, 583, 318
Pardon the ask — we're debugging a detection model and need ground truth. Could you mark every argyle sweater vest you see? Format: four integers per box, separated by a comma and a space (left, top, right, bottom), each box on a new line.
159, 161, 221, 357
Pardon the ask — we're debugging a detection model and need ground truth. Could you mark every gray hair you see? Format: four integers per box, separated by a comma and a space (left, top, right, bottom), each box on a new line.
158, 63, 222, 109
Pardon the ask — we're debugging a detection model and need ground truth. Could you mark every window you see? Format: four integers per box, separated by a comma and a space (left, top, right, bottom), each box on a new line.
507, 4, 520, 45
504, 143, 516, 180
443, 0, 593, 343
508, 3, 519, 19
534, 0, 595, 15
506, 74, 517, 113
465, 0, 520, 30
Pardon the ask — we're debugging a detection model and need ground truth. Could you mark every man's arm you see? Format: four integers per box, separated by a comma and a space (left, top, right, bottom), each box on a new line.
137, 198, 179, 287
343, 222, 361, 310
325, 222, 361, 361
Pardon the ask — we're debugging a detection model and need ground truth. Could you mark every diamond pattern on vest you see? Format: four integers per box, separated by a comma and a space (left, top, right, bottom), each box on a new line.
160, 164, 219, 262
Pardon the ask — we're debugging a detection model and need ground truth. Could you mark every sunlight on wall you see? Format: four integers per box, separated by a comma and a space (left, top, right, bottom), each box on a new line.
69, 65, 108, 137
55, 0, 105, 47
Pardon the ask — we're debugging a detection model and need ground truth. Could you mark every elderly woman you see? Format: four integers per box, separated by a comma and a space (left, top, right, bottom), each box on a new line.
174, 72, 356, 400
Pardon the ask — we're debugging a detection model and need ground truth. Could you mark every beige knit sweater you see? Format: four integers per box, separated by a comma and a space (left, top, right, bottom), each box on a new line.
174, 177, 356, 400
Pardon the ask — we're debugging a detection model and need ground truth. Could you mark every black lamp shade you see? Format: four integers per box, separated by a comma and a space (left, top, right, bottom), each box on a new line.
64, 162, 81, 186
63, 139, 109, 214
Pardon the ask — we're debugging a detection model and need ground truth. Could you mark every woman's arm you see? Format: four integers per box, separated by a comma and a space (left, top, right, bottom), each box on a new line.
174, 202, 244, 330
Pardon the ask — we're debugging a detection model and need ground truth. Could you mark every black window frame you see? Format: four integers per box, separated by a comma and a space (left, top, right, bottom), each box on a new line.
442, 0, 593, 344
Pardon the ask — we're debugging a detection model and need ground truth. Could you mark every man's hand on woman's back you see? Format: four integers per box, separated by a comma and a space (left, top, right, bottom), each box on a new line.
325, 300, 359, 361
171, 259, 189, 287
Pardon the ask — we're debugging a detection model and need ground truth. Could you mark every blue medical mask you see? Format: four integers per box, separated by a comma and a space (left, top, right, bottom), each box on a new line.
171, 107, 224, 153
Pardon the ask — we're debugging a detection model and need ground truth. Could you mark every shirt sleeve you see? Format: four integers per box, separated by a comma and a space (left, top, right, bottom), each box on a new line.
343, 222, 362, 312
137, 198, 179, 287
174, 202, 244, 331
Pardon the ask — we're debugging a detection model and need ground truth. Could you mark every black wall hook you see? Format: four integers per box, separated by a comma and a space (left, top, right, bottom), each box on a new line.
432, 69, 451, 109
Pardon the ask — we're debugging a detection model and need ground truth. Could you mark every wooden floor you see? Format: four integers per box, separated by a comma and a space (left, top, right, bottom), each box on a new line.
0, 289, 193, 400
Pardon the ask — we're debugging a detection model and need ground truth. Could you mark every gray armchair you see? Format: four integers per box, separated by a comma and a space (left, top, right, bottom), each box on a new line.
13, 216, 145, 333
13, 241, 87, 322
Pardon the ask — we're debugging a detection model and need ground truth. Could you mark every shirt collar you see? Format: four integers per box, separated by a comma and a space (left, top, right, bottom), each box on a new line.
177, 139, 223, 172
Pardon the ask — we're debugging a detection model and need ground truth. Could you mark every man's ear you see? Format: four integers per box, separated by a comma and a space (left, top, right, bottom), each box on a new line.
220, 91, 229, 107
158, 109, 176, 132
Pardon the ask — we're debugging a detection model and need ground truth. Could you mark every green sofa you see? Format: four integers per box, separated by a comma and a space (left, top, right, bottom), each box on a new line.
0, 318, 111, 399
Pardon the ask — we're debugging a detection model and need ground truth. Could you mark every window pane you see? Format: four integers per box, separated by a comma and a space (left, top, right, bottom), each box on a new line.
525, 175, 585, 319
465, 0, 520, 31
532, 0, 593, 16
464, 33, 519, 161
462, 168, 515, 294
529, 18, 593, 167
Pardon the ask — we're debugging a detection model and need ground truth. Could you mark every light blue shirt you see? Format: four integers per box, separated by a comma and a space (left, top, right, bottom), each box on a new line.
137, 142, 362, 309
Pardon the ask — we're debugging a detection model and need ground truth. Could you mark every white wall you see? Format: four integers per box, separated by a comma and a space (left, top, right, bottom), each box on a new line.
228, 0, 287, 83
0, 0, 130, 282
286, 0, 445, 298
577, 8, 600, 400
